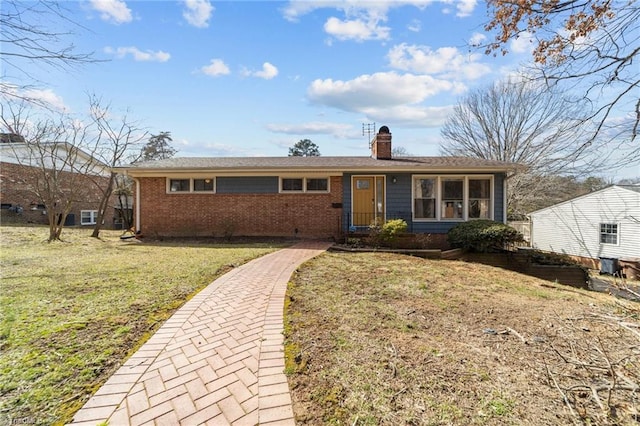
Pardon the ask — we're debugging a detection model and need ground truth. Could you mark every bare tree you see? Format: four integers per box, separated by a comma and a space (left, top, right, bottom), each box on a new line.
1, 1, 96, 107
483, 0, 639, 165
392, 146, 412, 157
440, 78, 602, 218
1, 101, 106, 241
88, 95, 148, 238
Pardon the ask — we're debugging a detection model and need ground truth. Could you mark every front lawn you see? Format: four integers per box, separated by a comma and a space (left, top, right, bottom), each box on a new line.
0, 226, 283, 425
285, 252, 640, 425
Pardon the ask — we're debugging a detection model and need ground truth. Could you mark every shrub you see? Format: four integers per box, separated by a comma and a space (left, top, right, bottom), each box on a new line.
345, 237, 363, 248
365, 218, 408, 248
528, 250, 577, 266
381, 219, 408, 243
447, 220, 524, 253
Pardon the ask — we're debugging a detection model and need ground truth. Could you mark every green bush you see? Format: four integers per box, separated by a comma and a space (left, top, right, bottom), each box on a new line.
366, 218, 408, 247
447, 220, 524, 253
381, 219, 408, 243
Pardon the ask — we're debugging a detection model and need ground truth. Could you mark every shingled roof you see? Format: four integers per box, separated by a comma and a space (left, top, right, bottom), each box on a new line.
117, 156, 517, 175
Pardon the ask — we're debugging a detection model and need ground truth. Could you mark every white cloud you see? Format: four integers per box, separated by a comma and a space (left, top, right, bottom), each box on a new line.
407, 19, 421, 32
104, 46, 170, 62
243, 62, 279, 80
387, 43, 491, 80
307, 72, 456, 112
200, 59, 230, 76
469, 32, 486, 47
363, 104, 454, 128
282, 1, 435, 22
89, 0, 132, 24
266, 122, 354, 138
324, 16, 390, 41
510, 31, 534, 54
455, 0, 477, 17
183, 0, 214, 28
283, 1, 450, 42
22, 88, 68, 112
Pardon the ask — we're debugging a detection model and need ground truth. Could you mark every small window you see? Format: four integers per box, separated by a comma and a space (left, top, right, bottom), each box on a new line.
356, 179, 370, 190
600, 223, 618, 245
169, 179, 190, 192
282, 178, 303, 191
1, 203, 12, 209
81, 210, 98, 225
306, 178, 328, 191
193, 178, 214, 192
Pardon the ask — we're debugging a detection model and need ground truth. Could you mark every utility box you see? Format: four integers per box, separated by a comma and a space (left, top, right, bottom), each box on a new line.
599, 257, 620, 276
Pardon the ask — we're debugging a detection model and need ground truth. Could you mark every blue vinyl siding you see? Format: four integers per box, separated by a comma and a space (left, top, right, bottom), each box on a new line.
216, 176, 278, 193
343, 172, 506, 233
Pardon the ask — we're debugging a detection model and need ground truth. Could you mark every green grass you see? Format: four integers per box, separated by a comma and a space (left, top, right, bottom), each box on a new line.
0, 226, 284, 425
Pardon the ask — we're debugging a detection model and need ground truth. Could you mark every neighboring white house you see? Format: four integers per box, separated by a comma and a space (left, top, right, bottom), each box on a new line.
529, 185, 640, 260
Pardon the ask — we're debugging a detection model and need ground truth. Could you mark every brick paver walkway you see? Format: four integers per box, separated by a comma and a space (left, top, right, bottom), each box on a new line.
67, 241, 331, 426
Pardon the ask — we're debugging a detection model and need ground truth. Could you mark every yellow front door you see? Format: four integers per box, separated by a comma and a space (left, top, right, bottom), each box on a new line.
352, 176, 385, 226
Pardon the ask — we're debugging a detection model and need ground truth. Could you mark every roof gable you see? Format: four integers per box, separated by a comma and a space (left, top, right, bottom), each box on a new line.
0, 141, 110, 176
529, 185, 640, 216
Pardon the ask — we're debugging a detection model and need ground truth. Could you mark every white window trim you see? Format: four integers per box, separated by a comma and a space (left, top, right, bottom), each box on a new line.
599, 222, 619, 246
280, 177, 304, 193
412, 175, 494, 222
166, 177, 216, 194
279, 177, 330, 193
81, 210, 98, 225
440, 176, 466, 222
412, 175, 438, 221
468, 176, 494, 221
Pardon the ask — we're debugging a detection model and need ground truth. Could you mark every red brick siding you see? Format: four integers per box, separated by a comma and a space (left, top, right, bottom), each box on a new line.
137, 176, 343, 239
0, 161, 116, 228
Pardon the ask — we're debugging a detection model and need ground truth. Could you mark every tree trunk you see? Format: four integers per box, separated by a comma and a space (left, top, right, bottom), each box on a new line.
117, 192, 132, 231
91, 172, 116, 238
47, 201, 72, 242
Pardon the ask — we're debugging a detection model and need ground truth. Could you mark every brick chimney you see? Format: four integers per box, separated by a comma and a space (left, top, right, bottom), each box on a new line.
371, 125, 392, 159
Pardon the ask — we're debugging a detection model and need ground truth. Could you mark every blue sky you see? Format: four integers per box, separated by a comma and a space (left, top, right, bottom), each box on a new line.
11, 0, 634, 178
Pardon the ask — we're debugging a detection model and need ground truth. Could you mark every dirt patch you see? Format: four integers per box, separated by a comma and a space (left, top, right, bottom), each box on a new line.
285, 252, 640, 425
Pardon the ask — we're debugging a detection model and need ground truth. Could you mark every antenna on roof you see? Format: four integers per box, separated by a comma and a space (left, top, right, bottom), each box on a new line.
362, 122, 375, 147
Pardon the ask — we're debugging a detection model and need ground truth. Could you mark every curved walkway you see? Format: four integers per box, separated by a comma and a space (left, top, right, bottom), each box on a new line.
68, 241, 332, 426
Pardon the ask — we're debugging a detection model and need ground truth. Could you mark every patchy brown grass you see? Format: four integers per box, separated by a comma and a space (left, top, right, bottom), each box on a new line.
285, 252, 640, 425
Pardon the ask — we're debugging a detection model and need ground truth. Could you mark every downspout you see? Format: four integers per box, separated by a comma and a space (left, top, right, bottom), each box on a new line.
134, 178, 141, 232
503, 173, 508, 224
